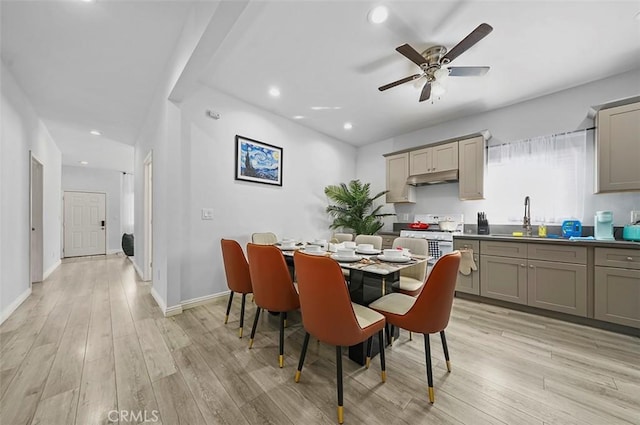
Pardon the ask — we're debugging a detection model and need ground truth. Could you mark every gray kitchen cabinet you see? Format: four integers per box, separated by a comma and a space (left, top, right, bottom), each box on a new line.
594, 247, 640, 328
596, 101, 640, 192
385, 152, 415, 203
480, 254, 528, 304
527, 260, 587, 316
454, 239, 480, 295
409, 141, 458, 175
380, 234, 396, 250
458, 136, 485, 200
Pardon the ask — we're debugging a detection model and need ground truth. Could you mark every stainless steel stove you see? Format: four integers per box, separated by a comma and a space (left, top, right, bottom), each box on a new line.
400, 214, 464, 262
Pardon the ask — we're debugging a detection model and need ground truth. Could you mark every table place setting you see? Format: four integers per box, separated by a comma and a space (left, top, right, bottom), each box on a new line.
330, 247, 362, 263
277, 239, 303, 250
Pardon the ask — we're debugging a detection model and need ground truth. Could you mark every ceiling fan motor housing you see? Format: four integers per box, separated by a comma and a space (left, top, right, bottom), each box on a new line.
420, 45, 447, 81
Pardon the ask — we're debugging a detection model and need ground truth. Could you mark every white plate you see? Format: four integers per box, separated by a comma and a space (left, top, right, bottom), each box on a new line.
278, 245, 299, 251
355, 249, 381, 255
330, 254, 362, 262
303, 250, 327, 256
376, 255, 411, 263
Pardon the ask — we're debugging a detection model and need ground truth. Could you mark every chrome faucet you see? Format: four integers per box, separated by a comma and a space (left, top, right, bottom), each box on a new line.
523, 196, 532, 236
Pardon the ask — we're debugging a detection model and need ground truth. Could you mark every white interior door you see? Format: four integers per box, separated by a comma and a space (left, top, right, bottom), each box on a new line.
64, 191, 106, 257
30, 155, 44, 283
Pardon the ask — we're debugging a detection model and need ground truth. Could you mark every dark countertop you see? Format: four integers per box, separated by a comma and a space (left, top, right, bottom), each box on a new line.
454, 233, 640, 249
377, 231, 400, 236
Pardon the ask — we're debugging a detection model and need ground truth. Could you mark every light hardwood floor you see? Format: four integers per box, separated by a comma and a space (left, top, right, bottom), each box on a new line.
1, 254, 639, 425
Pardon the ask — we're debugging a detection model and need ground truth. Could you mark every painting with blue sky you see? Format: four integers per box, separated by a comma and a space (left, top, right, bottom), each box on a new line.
235, 135, 283, 186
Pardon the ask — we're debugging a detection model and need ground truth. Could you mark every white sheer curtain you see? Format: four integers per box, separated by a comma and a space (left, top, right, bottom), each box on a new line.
485, 131, 587, 224
121, 172, 134, 234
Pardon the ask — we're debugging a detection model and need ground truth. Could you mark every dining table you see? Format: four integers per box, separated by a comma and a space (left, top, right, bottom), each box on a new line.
280, 244, 429, 365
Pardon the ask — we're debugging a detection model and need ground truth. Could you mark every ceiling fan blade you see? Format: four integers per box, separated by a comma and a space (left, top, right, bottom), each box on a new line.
378, 74, 422, 91
441, 23, 493, 64
447, 66, 490, 77
419, 81, 431, 102
396, 44, 427, 66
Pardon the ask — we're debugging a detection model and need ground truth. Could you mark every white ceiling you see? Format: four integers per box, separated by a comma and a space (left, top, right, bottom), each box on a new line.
2, 1, 640, 171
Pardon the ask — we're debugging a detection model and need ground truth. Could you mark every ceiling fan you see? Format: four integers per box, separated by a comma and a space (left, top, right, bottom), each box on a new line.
378, 23, 493, 102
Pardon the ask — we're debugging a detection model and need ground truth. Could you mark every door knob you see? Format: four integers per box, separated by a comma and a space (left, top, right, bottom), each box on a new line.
32, 227, 35, 231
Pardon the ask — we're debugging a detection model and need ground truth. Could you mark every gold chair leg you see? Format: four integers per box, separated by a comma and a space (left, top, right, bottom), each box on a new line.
279, 354, 284, 368
381, 371, 386, 382
224, 314, 229, 324
294, 370, 301, 383
238, 327, 243, 338
337, 406, 344, 424
428, 387, 435, 403
446, 360, 451, 372
248, 338, 254, 349
365, 357, 371, 369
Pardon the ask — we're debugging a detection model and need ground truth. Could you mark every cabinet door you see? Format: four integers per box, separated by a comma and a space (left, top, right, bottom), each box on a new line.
596, 102, 640, 192
432, 142, 459, 172
409, 147, 432, 175
595, 266, 640, 328
454, 239, 480, 295
480, 255, 527, 304
386, 153, 415, 203
527, 260, 587, 317
458, 136, 484, 200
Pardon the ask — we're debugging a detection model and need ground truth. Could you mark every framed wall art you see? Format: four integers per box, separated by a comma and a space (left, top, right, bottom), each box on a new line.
235, 135, 283, 186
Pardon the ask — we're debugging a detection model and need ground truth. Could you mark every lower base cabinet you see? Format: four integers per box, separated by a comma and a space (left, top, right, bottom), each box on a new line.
480, 255, 528, 305
454, 239, 480, 295
595, 266, 640, 328
527, 260, 587, 316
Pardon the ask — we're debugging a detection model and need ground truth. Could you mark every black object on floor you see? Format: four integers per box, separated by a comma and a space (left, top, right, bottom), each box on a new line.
122, 233, 134, 256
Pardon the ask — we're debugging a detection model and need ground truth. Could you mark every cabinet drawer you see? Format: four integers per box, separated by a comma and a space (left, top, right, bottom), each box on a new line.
454, 239, 479, 252
528, 244, 587, 264
480, 241, 527, 258
595, 248, 640, 270
380, 235, 396, 250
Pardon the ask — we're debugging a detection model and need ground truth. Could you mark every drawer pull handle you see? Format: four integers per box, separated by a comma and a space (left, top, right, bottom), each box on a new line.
529, 265, 534, 268
520, 264, 525, 267
627, 257, 633, 261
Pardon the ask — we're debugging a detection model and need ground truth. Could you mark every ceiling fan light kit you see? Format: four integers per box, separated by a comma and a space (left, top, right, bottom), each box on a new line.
378, 23, 493, 102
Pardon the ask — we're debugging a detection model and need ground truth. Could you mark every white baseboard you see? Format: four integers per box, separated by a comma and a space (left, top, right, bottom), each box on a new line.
43, 259, 61, 280
130, 257, 143, 280
0, 287, 32, 325
165, 304, 183, 317
150, 286, 167, 313
180, 291, 229, 311
107, 248, 122, 255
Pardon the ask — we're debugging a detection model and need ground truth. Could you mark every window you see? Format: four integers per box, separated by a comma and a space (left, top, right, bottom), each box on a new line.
485, 131, 587, 224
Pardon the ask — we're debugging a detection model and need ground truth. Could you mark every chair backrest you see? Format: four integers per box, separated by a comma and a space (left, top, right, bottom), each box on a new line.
251, 232, 278, 245
354, 234, 383, 250
333, 233, 354, 243
294, 251, 369, 347
220, 239, 253, 294
405, 251, 461, 334
392, 237, 429, 282
246, 243, 299, 312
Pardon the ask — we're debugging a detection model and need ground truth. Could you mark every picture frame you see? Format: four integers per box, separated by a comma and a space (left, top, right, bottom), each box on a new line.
235, 135, 283, 186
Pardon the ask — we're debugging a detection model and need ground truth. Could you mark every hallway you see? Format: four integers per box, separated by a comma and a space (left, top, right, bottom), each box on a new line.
0, 254, 638, 424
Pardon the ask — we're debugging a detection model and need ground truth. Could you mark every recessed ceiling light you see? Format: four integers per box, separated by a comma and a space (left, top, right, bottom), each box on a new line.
368, 6, 389, 24
90, 130, 101, 136
269, 87, 281, 97
343, 122, 353, 130
292, 115, 304, 120
79, 161, 89, 165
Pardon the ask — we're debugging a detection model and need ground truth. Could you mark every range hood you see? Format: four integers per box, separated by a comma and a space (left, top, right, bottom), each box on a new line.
406, 169, 459, 186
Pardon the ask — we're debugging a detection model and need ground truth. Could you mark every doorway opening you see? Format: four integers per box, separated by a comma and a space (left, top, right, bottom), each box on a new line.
143, 151, 153, 281
30, 153, 43, 284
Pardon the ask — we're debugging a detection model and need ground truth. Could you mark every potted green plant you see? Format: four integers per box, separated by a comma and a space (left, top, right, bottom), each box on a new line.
324, 180, 394, 235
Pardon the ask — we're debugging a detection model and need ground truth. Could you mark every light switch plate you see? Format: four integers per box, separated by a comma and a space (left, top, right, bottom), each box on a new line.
201, 208, 213, 220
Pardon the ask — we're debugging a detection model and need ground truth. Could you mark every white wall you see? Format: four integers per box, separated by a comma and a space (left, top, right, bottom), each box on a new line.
62, 165, 123, 254
1, 61, 61, 321
178, 86, 356, 302
357, 69, 640, 228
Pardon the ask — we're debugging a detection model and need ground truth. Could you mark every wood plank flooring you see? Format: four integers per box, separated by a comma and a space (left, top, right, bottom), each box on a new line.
1, 254, 639, 424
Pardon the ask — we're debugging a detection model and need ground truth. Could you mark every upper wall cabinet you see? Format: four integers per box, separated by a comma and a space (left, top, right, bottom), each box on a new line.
409, 141, 458, 175
385, 153, 415, 203
458, 136, 485, 200
596, 101, 640, 192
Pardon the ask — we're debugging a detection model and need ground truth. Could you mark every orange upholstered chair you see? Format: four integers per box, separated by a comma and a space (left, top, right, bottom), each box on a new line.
220, 239, 253, 338
293, 251, 386, 424
369, 251, 461, 404
246, 243, 300, 368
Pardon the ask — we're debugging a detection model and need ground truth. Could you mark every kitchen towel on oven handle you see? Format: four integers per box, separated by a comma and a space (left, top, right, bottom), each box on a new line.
458, 249, 477, 275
